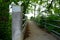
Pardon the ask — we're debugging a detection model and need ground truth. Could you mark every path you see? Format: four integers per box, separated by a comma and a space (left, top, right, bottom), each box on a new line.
25, 21, 58, 40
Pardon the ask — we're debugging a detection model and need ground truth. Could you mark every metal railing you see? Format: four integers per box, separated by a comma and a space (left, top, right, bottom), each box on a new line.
43, 22, 60, 28
41, 21, 60, 39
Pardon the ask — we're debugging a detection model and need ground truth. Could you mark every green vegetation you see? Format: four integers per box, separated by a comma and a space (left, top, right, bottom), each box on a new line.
0, 0, 29, 40
30, 0, 60, 36
0, 0, 60, 40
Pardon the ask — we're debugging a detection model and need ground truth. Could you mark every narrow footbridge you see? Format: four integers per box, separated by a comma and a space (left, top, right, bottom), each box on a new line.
24, 21, 58, 40
12, 4, 60, 40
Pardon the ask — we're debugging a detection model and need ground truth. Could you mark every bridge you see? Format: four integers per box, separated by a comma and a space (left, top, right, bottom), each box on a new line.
12, 3, 60, 40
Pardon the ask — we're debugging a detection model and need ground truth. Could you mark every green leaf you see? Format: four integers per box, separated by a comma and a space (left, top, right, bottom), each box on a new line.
0, 0, 2, 3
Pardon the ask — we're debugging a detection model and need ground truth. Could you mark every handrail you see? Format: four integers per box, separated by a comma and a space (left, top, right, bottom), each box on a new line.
42, 22, 60, 28
53, 20, 60, 22
51, 30, 60, 36
42, 19, 60, 21
41, 22, 60, 38
51, 32, 60, 39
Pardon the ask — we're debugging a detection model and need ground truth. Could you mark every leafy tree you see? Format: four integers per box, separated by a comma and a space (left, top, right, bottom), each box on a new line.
0, 0, 20, 40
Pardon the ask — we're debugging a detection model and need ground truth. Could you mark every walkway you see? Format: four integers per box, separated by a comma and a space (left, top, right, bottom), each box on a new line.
24, 21, 58, 40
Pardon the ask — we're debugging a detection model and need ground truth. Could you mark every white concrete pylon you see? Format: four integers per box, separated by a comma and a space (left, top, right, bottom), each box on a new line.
12, 4, 23, 40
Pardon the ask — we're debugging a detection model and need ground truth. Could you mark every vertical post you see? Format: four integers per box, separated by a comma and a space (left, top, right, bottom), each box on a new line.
12, 4, 23, 40
34, 5, 36, 18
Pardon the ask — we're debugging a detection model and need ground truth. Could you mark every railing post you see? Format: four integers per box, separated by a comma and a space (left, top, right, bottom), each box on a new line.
12, 3, 23, 40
